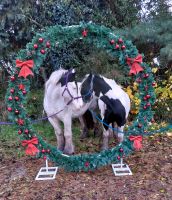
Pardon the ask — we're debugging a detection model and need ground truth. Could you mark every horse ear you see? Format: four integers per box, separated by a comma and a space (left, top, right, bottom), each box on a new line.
56, 72, 64, 85
67, 68, 76, 82
71, 69, 75, 74
88, 73, 92, 78
57, 69, 76, 86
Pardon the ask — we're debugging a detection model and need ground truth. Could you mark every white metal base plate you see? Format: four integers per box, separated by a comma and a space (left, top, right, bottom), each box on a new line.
112, 163, 132, 176
35, 166, 58, 180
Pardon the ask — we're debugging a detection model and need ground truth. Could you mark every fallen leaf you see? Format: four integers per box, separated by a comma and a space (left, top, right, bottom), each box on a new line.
160, 189, 165, 193
166, 132, 172, 137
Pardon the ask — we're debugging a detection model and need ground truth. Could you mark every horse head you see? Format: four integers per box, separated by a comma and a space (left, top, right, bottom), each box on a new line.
80, 74, 94, 103
58, 69, 84, 110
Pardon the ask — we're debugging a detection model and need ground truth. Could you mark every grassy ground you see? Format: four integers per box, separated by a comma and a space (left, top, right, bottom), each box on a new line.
0, 122, 172, 200
0, 120, 105, 159
1, 119, 171, 158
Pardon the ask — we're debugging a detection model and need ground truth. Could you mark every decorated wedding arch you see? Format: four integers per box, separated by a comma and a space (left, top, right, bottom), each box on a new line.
6, 23, 156, 172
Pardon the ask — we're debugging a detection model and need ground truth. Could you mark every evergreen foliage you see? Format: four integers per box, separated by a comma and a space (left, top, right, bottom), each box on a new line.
0, 0, 171, 72
5, 23, 156, 171
140, 0, 172, 21
121, 17, 172, 67
0, 0, 54, 61
0, 0, 139, 61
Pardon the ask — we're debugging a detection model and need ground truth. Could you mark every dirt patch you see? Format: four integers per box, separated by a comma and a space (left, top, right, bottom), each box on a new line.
0, 134, 172, 200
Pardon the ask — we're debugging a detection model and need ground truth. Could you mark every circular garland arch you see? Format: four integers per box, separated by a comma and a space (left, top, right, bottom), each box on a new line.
6, 23, 156, 172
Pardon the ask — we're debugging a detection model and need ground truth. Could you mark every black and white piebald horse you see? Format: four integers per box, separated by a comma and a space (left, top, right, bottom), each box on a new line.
81, 74, 130, 149
43, 69, 97, 154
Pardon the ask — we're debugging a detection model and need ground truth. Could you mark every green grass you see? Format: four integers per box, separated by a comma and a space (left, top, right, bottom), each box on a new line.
0, 125, 24, 158
33, 120, 105, 154
0, 122, 57, 156
0, 119, 119, 159
33, 122, 56, 143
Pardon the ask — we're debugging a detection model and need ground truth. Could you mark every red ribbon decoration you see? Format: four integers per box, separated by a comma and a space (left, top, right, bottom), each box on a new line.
129, 135, 143, 151
126, 54, 144, 75
22, 137, 39, 156
16, 59, 34, 79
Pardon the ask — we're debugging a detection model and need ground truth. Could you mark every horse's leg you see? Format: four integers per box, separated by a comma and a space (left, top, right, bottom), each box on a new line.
100, 113, 110, 150
79, 116, 89, 139
117, 126, 124, 143
48, 117, 65, 151
63, 116, 74, 155
93, 118, 102, 137
102, 127, 110, 150
97, 99, 109, 149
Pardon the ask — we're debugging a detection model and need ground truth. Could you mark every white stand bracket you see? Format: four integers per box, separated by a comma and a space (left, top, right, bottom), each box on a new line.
35, 159, 58, 180
112, 158, 132, 176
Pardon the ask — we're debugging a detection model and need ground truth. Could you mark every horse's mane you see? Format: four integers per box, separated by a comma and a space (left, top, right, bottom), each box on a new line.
80, 74, 93, 102
48, 68, 67, 85
44, 68, 67, 94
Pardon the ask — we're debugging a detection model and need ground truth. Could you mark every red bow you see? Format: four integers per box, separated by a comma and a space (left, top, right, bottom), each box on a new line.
22, 137, 39, 156
126, 54, 143, 75
16, 59, 34, 79
129, 135, 142, 151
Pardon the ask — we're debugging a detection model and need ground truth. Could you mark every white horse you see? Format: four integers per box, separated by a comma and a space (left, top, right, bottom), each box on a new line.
43, 68, 96, 154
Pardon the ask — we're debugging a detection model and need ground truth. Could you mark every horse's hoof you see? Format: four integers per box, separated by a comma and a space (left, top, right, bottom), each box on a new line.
117, 137, 124, 143
57, 146, 64, 152
80, 135, 87, 140
101, 145, 108, 151
57, 143, 65, 151
63, 147, 74, 155
63, 150, 74, 155
93, 128, 102, 138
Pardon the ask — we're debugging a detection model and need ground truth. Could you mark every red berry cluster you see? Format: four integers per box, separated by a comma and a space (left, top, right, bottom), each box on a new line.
84, 161, 90, 167
117, 147, 125, 160
18, 129, 30, 135
134, 73, 155, 128
138, 123, 142, 128
10, 76, 15, 82
143, 93, 152, 110
7, 80, 27, 115
109, 38, 126, 50
41, 149, 51, 160
7, 77, 30, 134
135, 72, 156, 116
33, 38, 51, 55
41, 149, 51, 153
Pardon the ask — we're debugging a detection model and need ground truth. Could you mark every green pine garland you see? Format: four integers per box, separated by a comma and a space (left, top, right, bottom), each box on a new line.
5, 23, 156, 172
